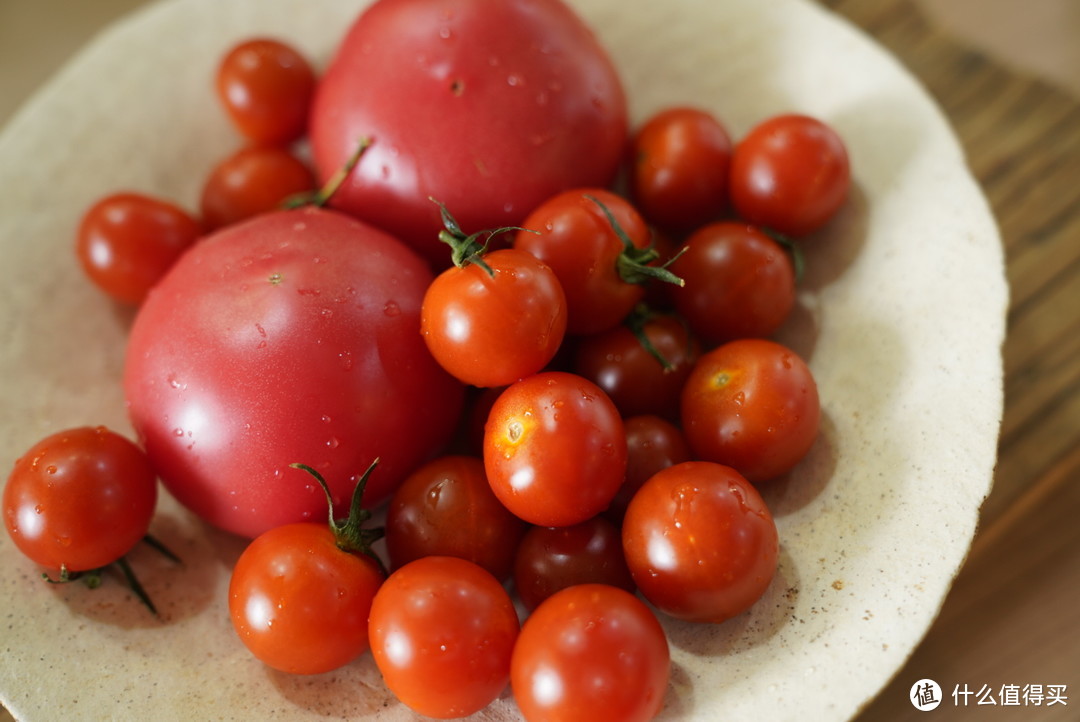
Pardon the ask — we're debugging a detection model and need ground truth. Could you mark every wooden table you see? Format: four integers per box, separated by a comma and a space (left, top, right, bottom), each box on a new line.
823, 0, 1080, 718
1, 0, 1077, 720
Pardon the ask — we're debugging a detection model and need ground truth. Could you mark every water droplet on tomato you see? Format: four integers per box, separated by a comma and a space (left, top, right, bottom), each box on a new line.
384, 301, 401, 317
34, 505, 44, 514
45, 465, 57, 475
507, 74, 523, 87
327, 437, 340, 449
172, 428, 184, 437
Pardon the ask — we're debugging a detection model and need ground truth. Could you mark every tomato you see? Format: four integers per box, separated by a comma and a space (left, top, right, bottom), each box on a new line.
622, 461, 778, 624
513, 516, 635, 611
572, 311, 699, 420
75, 192, 201, 305
729, 114, 850, 237
124, 206, 464, 538
515, 189, 662, 336
369, 556, 519, 718
310, 0, 627, 267
484, 372, 626, 527
199, 146, 315, 231
681, 339, 819, 483
630, 106, 732, 231
385, 455, 527, 580
228, 522, 383, 675
421, 243, 567, 387
2, 427, 157, 573
667, 221, 796, 346
511, 584, 670, 722
216, 38, 315, 146
605, 414, 691, 524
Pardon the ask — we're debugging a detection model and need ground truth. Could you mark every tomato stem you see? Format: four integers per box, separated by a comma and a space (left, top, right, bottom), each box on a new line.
282, 136, 373, 209
583, 194, 686, 288
625, 305, 677, 372
761, 227, 805, 282
289, 461, 387, 575
431, 197, 536, 276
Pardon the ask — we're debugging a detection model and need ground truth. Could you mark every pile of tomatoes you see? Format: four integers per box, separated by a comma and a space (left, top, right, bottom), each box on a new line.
2, 1, 851, 720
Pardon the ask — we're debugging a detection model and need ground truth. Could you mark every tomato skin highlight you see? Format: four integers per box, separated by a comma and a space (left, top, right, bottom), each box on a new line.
681, 338, 820, 483
729, 113, 850, 237
484, 372, 627, 527
622, 461, 778, 624
228, 522, 383, 675
310, 0, 628, 267
511, 584, 670, 722
421, 248, 567, 388
369, 556, 520, 719
216, 38, 315, 146
123, 206, 464, 538
2, 427, 157, 573
75, 192, 201, 305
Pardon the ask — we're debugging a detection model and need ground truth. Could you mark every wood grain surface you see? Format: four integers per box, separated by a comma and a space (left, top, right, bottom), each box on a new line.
820, 0, 1080, 719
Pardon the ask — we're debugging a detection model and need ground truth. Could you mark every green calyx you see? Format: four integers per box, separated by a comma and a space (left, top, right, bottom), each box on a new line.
431, 197, 535, 277
583, 194, 685, 288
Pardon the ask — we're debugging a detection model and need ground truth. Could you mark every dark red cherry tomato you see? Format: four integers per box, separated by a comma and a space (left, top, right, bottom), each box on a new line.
199, 146, 315, 231
630, 106, 732, 231
681, 339, 820, 483
573, 311, 699, 420
75, 193, 201, 305
384, 455, 527, 580
484, 372, 627, 527
622, 461, 779, 624
729, 114, 850, 237
216, 38, 315, 146
3, 426, 157, 574
369, 556, 519, 718
513, 516, 635, 611
605, 414, 691, 524
511, 584, 670, 722
515, 189, 660, 336
668, 221, 796, 346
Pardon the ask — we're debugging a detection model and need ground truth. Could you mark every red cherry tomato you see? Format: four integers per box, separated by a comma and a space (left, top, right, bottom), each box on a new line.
630, 106, 732, 231
228, 522, 383, 675
622, 461, 778, 624
511, 584, 670, 722
369, 556, 519, 718
124, 207, 464, 538
199, 146, 315, 231
384, 455, 527, 580
681, 339, 820, 483
216, 38, 315, 146
311, 0, 627, 267
572, 312, 699, 420
3, 427, 157, 573
605, 414, 691, 524
75, 193, 201, 305
668, 222, 796, 346
421, 247, 567, 388
484, 372, 627, 527
513, 516, 635, 611
515, 189, 655, 335
729, 114, 850, 237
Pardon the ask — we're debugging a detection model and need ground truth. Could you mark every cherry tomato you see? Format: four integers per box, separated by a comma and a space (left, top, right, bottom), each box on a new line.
515, 189, 656, 335
75, 193, 201, 305
484, 372, 627, 527
668, 221, 796, 346
311, 0, 627, 267
729, 114, 850, 237
622, 461, 778, 624
511, 584, 670, 722
385, 455, 527, 580
513, 516, 635, 611
421, 247, 567, 388
124, 207, 464, 539
3, 426, 157, 573
572, 311, 699, 420
199, 146, 315, 231
369, 556, 519, 718
228, 522, 383, 675
605, 414, 691, 524
681, 339, 820, 483
216, 38, 315, 146
630, 106, 732, 231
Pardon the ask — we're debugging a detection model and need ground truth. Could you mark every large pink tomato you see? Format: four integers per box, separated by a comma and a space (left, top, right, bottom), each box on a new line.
310, 0, 628, 267
124, 207, 464, 538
